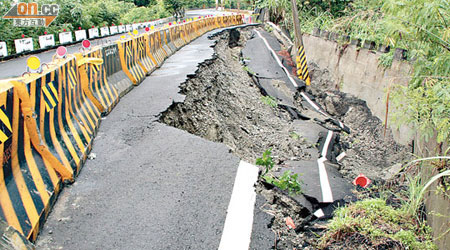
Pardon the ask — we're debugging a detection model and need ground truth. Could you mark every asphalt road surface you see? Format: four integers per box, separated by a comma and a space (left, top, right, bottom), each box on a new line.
36, 27, 243, 250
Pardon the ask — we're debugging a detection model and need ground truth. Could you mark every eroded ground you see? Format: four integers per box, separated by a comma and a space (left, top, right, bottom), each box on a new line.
159, 26, 410, 249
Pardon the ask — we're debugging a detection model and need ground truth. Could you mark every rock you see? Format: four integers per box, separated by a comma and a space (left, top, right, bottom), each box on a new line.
382, 163, 403, 180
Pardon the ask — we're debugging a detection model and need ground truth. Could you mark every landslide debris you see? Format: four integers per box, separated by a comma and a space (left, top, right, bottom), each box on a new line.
159, 26, 412, 249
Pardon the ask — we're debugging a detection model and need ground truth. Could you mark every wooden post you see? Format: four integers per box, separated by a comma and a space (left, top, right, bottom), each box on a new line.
290, 0, 303, 49
291, 0, 311, 86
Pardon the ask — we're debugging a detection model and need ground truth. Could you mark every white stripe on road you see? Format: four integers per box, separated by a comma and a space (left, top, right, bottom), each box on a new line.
299, 92, 328, 117
321, 130, 334, 159
254, 30, 298, 88
255, 29, 347, 131
219, 161, 259, 250
313, 209, 325, 218
317, 157, 334, 203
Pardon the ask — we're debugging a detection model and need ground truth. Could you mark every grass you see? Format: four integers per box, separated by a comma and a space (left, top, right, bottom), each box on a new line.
378, 50, 394, 68
319, 164, 450, 249
319, 198, 436, 249
260, 95, 277, 108
243, 65, 255, 75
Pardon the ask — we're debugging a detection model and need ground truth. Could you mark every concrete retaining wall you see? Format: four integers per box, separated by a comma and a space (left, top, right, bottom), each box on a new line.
302, 32, 449, 249
302, 33, 413, 146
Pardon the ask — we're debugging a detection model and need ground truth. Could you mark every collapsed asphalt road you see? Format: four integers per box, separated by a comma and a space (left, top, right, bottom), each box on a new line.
160, 26, 409, 248
35, 24, 409, 249
36, 26, 249, 250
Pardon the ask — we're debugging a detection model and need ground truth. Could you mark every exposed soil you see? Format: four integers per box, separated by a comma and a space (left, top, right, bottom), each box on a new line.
159, 26, 411, 249
302, 62, 411, 180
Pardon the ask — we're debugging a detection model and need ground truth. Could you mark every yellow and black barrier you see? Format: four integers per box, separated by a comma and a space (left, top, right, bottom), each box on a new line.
0, 80, 64, 241
165, 29, 177, 53
117, 39, 146, 85
135, 35, 156, 75
101, 44, 134, 97
156, 29, 169, 59
147, 32, 165, 67
0, 15, 249, 247
143, 32, 161, 69
76, 48, 120, 115
17, 56, 100, 176
296, 45, 311, 86
172, 26, 184, 48
160, 30, 174, 57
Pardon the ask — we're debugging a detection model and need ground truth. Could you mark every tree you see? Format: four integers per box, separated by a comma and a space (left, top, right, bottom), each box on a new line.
164, 0, 185, 19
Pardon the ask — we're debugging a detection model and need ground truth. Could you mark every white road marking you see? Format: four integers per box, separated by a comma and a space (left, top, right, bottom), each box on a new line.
317, 157, 334, 203
336, 152, 347, 162
313, 209, 325, 218
254, 30, 298, 88
254, 29, 339, 205
219, 161, 259, 250
321, 131, 334, 159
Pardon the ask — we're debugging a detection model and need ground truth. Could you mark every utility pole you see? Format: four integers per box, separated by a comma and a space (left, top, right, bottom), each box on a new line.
237, 0, 240, 10
290, 0, 303, 48
290, 0, 311, 85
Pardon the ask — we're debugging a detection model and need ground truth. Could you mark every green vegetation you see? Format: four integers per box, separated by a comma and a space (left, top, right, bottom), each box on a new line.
260, 95, 277, 108
263, 170, 303, 195
243, 65, 255, 75
289, 131, 300, 140
318, 161, 450, 249
257, 0, 450, 156
0, 0, 170, 55
319, 198, 436, 249
256, 148, 274, 175
256, 149, 303, 194
378, 50, 394, 68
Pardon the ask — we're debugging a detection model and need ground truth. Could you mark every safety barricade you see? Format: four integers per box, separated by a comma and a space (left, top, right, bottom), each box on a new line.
172, 26, 184, 49
0, 80, 64, 242
156, 30, 169, 59
76, 48, 120, 115
135, 35, 156, 75
0, 55, 102, 241
180, 23, 191, 44
210, 17, 216, 30
166, 29, 177, 53
200, 19, 207, 34
19, 56, 100, 175
160, 30, 174, 57
101, 44, 134, 97
143, 33, 162, 69
153, 31, 166, 66
117, 38, 146, 85
187, 23, 197, 42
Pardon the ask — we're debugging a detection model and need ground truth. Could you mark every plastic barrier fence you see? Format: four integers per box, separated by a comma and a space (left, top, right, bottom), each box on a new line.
117, 39, 146, 85
135, 35, 156, 75
76, 48, 120, 115
19, 57, 100, 176
0, 80, 63, 241
101, 44, 134, 97
144, 33, 162, 68
0, 14, 243, 246
159, 30, 173, 57
165, 29, 177, 54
